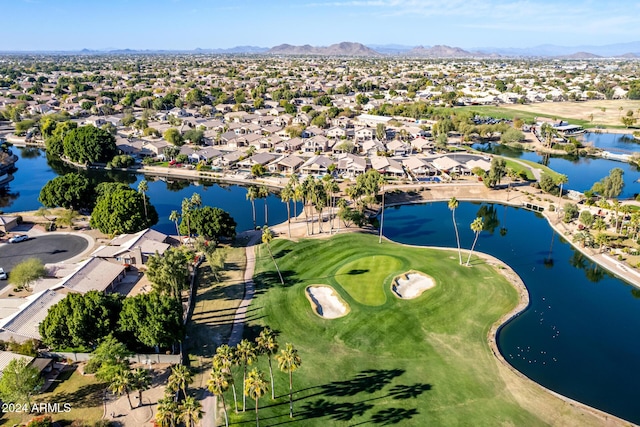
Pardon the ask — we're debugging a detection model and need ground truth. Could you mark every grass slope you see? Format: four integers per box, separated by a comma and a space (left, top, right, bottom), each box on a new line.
225, 233, 550, 426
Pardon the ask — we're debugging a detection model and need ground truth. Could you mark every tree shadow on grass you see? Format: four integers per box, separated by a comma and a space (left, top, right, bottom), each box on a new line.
320, 369, 405, 397
253, 270, 298, 294
387, 383, 432, 400
301, 398, 374, 421
370, 407, 420, 425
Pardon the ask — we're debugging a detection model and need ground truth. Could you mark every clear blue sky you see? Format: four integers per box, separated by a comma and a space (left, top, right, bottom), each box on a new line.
1, 0, 638, 51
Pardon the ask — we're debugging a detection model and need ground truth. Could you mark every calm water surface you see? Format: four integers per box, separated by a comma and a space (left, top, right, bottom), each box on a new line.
1, 147, 293, 234
473, 133, 640, 198
383, 201, 640, 424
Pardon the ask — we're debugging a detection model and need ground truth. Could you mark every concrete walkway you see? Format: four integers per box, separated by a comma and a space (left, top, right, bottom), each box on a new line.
201, 229, 261, 427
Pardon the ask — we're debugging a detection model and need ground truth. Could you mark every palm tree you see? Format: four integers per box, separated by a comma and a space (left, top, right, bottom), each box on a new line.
255, 327, 279, 399
378, 175, 386, 243
466, 217, 484, 267
288, 174, 300, 219
448, 197, 462, 264
168, 364, 193, 400
611, 199, 621, 232
258, 185, 269, 226
179, 396, 203, 427
190, 192, 202, 209
214, 345, 239, 413
244, 368, 268, 427
595, 232, 609, 253
169, 210, 181, 240
246, 186, 258, 229
555, 174, 568, 215
156, 396, 179, 427
277, 343, 302, 418
181, 198, 192, 242
236, 339, 257, 412
138, 179, 149, 219
323, 176, 339, 234
336, 198, 347, 232
262, 226, 284, 285
132, 368, 151, 407
207, 368, 230, 427
109, 369, 134, 410
280, 185, 294, 237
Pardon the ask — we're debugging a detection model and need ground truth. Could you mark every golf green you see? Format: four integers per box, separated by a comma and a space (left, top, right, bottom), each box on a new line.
334, 255, 402, 306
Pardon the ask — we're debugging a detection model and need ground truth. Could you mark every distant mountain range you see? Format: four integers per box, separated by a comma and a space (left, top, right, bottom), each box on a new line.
2, 41, 639, 58
267, 42, 381, 57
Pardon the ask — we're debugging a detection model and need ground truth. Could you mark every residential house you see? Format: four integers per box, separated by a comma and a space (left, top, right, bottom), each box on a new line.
300, 155, 334, 176
0, 289, 66, 342
326, 126, 347, 139
354, 127, 374, 142
237, 152, 278, 170
269, 154, 304, 175
402, 157, 438, 177
191, 147, 223, 163
92, 228, 171, 266
336, 153, 367, 177
55, 257, 127, 294
386, 140, 411, 156
370, 156, 405, 177
303, 135, 329, 153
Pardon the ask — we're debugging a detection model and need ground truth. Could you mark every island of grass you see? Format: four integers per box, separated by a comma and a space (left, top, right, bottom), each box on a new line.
229, 233, 610, 426
392, 270, 436, 299
306, 285, 350, 319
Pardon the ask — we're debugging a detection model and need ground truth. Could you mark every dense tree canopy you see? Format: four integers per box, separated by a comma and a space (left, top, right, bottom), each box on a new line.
591, 168, 625, 199
90, 183, 158, 234
0, 358, 43, 405
119, 292, 185, 349
39, 291, 123, 350
38, 173, 92, 210
62, 125, 117, 164
179, 206, 236, 245
44, 120, 77, 158
146, 247, 192, 300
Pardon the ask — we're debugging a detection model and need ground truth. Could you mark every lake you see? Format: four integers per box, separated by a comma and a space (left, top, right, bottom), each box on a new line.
0, 147, 294, 234
473, 133, 640, 199
382, 201, 640, 424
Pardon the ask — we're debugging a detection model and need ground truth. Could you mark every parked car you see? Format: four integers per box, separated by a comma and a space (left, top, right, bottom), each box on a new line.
0, 268, 6, 280
8, 234, 29, 243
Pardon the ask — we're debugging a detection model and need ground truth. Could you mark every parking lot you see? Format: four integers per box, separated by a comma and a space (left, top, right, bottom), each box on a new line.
0, 234, 89, 273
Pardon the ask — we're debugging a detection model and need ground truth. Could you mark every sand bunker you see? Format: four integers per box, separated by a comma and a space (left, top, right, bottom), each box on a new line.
306, 285, 349, 319
392, 271, 436, 299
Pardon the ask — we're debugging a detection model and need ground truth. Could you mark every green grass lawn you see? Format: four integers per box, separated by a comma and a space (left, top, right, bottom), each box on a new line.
221, 233, 553, 426
457, 105, 591, 127
334, 255, 402, 306
0, 366, 106, 426
503, 158, 536, 180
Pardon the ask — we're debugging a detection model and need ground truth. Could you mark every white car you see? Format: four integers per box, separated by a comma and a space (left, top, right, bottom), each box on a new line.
0, 268, 6, 280
8, 234, 29, 243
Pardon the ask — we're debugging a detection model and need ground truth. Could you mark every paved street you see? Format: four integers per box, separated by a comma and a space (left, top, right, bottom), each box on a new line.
0, 234, 89, 272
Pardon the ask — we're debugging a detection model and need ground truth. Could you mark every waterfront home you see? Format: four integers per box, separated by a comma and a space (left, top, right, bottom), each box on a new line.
432, 155, 470, 175
93, 228, 171, 266
269, 154, 304, 175
336, 153, 367, 177
191, 147, 223, 163
370, 156, 406, 177
402, 156, 438, 177
237, 152, 279, 169
300, 155, 334, 176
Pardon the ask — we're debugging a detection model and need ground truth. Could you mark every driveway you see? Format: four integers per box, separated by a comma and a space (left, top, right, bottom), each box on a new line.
0, 234, 89, 272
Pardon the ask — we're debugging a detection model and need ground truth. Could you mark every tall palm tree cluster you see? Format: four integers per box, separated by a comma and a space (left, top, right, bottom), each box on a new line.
155, 364, 203, 427
277, 170, 380, 238
206, 328, 301, 427
448, 197, 485, 267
